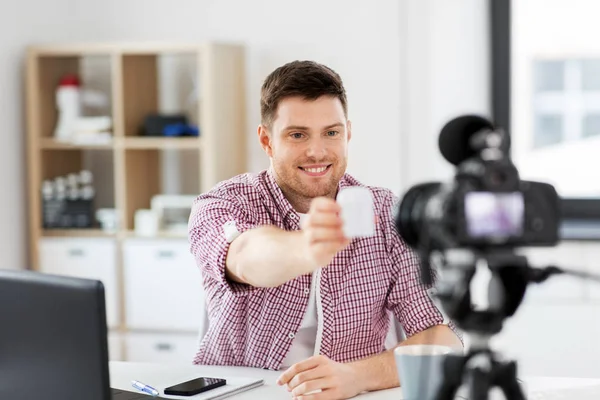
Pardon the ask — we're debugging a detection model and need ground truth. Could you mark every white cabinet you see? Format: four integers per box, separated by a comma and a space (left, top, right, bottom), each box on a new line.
124, 332, 199, 363
39, 238, 119, 328
123, 238, 204, 332
108, 331, 124, 361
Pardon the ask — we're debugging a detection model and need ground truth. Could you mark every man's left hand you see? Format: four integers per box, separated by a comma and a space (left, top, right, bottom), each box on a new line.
277, 355, 363, 399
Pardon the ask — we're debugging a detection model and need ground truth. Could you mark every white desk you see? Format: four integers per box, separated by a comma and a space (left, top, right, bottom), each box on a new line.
110, 361, 600, 399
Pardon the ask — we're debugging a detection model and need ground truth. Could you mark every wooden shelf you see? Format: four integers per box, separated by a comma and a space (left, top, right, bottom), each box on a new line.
27, 42, 246, 271
119, 137, 201, 150
42, 229, 117, 238
40, 138, 114, 150
41, 229, 188, 239
121, 230, 188, 239
29, 42, 204, 57
27, 43, 248, 362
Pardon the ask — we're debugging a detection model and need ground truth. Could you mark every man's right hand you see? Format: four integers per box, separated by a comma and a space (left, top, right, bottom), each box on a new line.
301, 197, 351, 270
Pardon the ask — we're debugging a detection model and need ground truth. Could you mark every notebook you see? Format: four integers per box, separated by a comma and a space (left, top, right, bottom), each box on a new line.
156, 377, 264, 400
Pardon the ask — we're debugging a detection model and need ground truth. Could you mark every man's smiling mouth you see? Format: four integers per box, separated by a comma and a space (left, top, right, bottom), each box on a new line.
298, 164, 332, 176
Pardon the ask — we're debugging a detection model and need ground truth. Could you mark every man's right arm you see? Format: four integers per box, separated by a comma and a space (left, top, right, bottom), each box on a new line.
226, 198, 350, 288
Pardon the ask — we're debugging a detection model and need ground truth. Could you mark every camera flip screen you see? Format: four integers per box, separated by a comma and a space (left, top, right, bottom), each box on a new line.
465, 192, 524, 238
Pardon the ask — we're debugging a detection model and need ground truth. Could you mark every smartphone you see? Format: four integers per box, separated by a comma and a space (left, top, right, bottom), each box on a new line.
164, 377, 227, 396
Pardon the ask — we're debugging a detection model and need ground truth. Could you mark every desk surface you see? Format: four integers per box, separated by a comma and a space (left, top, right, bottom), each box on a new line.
110, 361, 600, 399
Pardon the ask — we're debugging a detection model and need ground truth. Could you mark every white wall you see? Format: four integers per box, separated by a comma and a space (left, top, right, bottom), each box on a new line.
401, 0, 490, 189
60, 0, 406, 193
2, 0, 408, 269
0, 0, 86, 270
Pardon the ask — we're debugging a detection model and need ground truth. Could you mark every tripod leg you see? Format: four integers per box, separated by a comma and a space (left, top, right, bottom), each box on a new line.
434, 355, 466, 400
468, 366, 491, 400
496, 361, 526, 400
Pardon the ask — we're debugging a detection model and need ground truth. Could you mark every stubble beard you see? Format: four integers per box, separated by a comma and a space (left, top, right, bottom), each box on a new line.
272, 157, 346, 209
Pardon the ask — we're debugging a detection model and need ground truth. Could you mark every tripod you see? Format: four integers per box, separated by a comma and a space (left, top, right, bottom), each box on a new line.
427, 249, 546, 400
435, 334, 525, 400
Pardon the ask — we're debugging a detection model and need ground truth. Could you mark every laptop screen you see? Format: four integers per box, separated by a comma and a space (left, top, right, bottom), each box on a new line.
0, 269, 112, 400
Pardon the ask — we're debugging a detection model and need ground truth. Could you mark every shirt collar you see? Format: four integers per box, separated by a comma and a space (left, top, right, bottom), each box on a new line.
265, 167, 300, 229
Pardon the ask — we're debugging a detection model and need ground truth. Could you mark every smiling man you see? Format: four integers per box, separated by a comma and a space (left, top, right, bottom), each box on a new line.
188, 61, 462, 400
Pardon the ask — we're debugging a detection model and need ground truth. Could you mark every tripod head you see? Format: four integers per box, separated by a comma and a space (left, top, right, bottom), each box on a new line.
430, 248, 529, 336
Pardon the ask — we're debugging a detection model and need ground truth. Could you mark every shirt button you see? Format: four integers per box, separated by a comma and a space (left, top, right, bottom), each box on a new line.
304, 288, 310, 295
288, 332, 295, 339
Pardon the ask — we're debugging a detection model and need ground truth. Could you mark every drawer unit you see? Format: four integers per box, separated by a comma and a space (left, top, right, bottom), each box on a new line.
108, 331, 124, 361
124, 332, 199, 363
123, 238, 204, 332
39, 237, 120, 328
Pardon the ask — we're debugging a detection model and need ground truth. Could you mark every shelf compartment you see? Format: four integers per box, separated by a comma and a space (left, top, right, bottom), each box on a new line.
40, 148, 115, 231
120, 137, 201, 150
40, 138, 114, 150
35, 54, 114, 139
123, 150, 161, 230
120, 52, 199, 139
122, 148, 200, 232
122, 55, 159, 137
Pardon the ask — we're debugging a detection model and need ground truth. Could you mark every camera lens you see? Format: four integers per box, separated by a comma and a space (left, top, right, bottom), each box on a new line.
395, 182, 442, 249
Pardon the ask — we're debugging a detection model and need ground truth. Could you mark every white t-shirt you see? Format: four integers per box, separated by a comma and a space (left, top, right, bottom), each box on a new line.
281, 213, 319, 368
279, 214, 403, 369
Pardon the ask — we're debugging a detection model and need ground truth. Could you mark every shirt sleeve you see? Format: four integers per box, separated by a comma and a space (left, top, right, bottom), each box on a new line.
188, 189, 261, 296
386, 240, 447, 337
382, 191, 462, 340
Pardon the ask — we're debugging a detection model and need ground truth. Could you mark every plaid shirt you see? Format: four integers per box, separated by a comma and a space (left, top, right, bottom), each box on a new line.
188, 169, 455, 370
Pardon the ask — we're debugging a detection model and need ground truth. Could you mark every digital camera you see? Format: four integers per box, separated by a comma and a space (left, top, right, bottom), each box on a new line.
395, 115, 561, 252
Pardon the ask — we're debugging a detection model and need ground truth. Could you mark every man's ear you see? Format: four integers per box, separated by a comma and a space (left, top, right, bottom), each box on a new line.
347, 120, 352, 142
258, 124, 273, 157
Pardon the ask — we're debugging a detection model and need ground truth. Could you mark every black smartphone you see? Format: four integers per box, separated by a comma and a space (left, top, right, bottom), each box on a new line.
164, 377, 227, 396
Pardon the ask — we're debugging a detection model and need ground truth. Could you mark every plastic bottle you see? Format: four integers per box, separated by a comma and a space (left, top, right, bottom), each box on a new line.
54, 75, 82, 141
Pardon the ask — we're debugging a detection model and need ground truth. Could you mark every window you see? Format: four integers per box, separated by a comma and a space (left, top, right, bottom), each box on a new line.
534, 114, 563, 147
582, 113, 600, 137
534, 60, 564, 92
581, 60, 600, 91
492, 0, 600, 239
532, 59, 600, 149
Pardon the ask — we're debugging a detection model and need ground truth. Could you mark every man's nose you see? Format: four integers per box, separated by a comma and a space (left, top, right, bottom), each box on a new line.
305, 138, 327, 159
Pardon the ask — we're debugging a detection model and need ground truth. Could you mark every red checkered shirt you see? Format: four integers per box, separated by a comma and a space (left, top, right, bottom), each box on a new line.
188, 169, 456, 370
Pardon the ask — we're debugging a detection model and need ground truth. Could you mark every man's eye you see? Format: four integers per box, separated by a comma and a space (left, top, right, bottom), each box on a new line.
291, 132, 304, 139
326, 130, 339, 137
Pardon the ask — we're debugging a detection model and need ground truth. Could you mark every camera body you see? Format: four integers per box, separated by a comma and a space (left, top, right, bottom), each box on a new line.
396, 116, 561, 253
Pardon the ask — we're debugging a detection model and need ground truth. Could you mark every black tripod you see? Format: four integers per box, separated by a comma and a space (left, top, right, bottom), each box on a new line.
435, 335, 525, 400
426, 249, 559, 400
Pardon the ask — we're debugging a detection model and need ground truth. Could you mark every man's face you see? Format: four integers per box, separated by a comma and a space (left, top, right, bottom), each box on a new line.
259, 95, 351, 200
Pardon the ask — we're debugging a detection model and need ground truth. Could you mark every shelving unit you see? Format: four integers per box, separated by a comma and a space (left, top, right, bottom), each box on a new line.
26, 42, 247, 362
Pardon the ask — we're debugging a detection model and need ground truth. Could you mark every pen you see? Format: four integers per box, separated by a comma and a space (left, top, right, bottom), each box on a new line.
131, 380, 159, 397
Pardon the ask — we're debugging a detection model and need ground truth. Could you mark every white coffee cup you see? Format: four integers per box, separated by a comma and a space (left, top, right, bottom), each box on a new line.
337, 186, 375, 238
394, 345, 454, 400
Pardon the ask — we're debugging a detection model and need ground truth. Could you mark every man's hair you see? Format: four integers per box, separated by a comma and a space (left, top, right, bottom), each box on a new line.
260, 60, 348, 128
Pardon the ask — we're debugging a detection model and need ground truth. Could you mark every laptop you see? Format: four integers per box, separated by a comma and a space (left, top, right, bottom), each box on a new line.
0, 269, 151, 399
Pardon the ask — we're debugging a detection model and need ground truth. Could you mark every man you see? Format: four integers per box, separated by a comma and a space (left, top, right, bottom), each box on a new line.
188, 60, 462, 399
